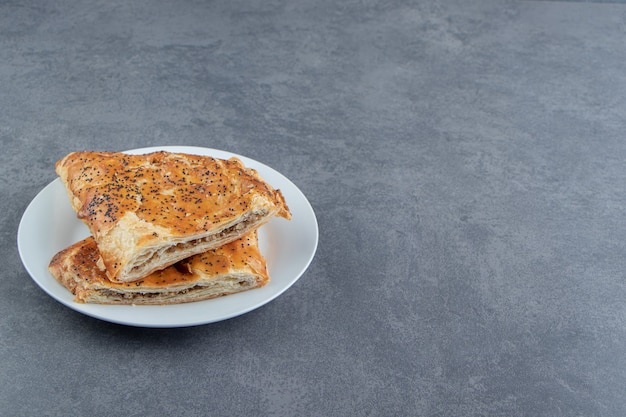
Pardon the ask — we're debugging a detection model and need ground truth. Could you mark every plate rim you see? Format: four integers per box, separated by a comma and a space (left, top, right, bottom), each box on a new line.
17, 145, 318, 328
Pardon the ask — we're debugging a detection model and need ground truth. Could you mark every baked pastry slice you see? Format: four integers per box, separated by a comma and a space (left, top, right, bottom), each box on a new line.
48, 232, 270, 305
55, 151, 290, 283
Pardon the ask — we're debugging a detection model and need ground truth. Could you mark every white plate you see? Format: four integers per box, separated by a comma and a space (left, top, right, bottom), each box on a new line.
17, 146, 318, 327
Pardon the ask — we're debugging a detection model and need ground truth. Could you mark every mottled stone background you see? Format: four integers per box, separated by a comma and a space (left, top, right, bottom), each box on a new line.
2, 0, 626, 415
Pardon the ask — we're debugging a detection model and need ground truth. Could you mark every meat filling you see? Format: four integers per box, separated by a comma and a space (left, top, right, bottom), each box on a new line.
128, 211, 266, 274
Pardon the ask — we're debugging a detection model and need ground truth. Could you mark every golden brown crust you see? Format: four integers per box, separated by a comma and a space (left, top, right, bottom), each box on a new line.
55, 151, 290, 282
48, 232, 270, 305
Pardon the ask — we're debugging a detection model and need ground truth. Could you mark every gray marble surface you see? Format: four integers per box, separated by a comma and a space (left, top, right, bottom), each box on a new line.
2, 0, 626, 415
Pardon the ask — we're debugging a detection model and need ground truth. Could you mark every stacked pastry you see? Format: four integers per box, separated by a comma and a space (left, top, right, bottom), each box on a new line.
48, 151, 291, 305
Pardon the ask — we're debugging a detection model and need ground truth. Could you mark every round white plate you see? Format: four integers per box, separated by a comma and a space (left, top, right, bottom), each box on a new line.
17, 146, 318, 327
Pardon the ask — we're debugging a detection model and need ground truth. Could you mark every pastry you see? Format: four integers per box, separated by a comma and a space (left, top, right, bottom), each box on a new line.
48, 232, 270, 305
55, 151, 290, 282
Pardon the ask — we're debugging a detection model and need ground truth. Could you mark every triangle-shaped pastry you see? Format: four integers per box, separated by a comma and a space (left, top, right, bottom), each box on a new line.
55, 151, 290, 283
48, 232, 270, 305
